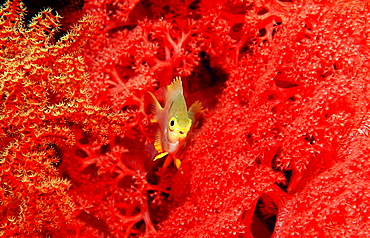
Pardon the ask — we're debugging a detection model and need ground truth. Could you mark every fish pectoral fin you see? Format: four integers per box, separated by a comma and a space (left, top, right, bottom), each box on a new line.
154, 129, 164, 153
188, 100, 205, 122
153, 129, 168, 162
147, 91, 163, 123
154, 152, 168, 161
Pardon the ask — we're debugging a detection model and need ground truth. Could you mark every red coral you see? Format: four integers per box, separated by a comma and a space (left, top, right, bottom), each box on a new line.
2, 0, 370, 237
154, 0, 370, 237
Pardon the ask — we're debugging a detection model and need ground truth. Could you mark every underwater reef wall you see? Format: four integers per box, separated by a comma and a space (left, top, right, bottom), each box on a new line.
1, 0, 370, 237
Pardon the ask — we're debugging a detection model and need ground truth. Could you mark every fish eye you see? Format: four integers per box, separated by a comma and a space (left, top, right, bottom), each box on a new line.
169, 117, 177, 129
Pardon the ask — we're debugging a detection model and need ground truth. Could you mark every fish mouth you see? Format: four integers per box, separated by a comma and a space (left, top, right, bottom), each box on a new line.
168, 129, 187, 143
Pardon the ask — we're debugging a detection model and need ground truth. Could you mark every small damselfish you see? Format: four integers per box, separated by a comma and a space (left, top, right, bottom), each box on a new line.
148, 77, 203, 169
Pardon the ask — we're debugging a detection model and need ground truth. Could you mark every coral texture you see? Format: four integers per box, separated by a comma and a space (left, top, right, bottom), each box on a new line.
0, 0, 125, 236
1, 0, 370, 237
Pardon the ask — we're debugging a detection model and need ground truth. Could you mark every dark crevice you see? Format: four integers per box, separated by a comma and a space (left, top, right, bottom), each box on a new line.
275, 170, 292, 192
118, 175, 135, 189
274, 72, 298, 88
132, 220, 146, 235
251, 194, 277, 238
187, 51, 229, 109
304, 134, 316, 145
239, 40, 255, 55
188, 0, 200, 10
259, 28, 267, 37
75, 148, 88, 158
257, 7, 269, 15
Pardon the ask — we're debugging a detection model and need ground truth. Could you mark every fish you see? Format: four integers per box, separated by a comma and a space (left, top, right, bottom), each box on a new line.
147, 77, 203, 169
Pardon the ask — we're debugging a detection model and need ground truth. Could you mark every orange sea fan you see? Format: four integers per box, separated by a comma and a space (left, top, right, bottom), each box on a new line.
0, 0, 125, 236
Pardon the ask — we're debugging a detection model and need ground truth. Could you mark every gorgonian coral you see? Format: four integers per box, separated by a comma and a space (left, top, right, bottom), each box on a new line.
0, 0, 125, 236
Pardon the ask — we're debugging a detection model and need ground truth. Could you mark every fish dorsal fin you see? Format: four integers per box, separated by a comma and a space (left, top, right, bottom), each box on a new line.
166, 77, 183, 101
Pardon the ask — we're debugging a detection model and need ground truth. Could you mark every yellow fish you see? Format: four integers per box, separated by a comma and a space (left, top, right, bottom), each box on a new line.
148, 77, 203, 169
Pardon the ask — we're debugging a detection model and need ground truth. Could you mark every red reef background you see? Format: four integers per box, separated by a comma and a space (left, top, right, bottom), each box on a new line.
1, 0, 370, 237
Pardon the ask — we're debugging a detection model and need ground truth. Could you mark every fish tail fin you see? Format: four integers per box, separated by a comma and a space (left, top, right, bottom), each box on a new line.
147, 91, 163, 123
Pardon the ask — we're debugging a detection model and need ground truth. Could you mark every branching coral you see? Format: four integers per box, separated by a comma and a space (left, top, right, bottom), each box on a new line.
82, 0, 201, 113
155, 0, 370, 237
58, 126, 159, 237
0, 0, 125, 236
